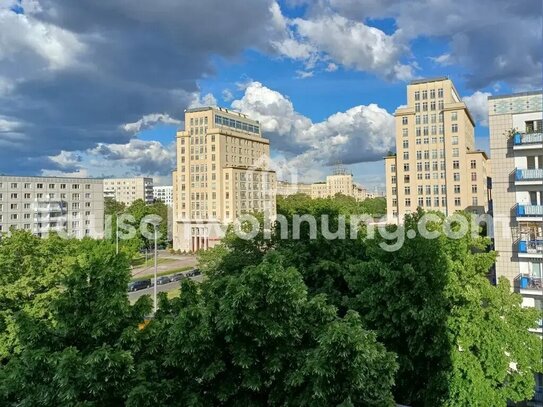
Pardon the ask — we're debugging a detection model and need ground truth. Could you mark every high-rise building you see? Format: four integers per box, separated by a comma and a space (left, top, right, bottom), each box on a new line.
103, 177, 154, 206
153, 185, 173, 206
0, 176, 104, 239
385, 77, 490, 222
488, 91, 542, 306
488, 90, 543, 406
172, 106, 276, 252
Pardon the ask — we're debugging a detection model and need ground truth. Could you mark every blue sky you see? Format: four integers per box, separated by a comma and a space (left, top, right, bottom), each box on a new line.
0, 0, 541, 190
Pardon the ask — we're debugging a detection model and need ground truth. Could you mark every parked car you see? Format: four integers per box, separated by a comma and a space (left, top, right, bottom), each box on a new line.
156, 276, 171, 285
171, 273, 186, 282
187, 268, 201, 277
128, 279, 152, 292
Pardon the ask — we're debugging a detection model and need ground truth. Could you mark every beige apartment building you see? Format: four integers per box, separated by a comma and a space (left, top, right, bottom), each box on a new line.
385, 77, 490, 222
103, 177, 154, 206
0, 176, 104, 239
278, 169, 367, 201
172, 107, 276, 252
153, 185, 173, 206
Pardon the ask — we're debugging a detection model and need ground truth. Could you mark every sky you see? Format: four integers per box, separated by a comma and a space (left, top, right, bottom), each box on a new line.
0, 0, 541, 191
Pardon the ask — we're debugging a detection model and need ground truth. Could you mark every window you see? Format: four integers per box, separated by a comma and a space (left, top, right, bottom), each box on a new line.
430, 101, 436, 110
422, 102, 428, 111
416, 115, 421, 125
430, 89, 435, 98
452, 124, 458, 133
425, 185, 431, 194
454, 197, 461, 206
426, 197, 432, 207
415, 103, 420, 112
452, 136, 458, 145
405, 198, 411, 207
472, 197, 478, 206
417, 162, 423, 172
418, 186, 423, 194
392, 187, 397, 195
453, 160, 460, 169
36, 183, 43, 189
454, 185, 461, 193
414, 91, 420, 100
424, 150, 430, 159
391, 164, 396, 173
471, 172, 477, 181
416, 151, 422, 160
470, 160, 476, 169
402, 128, 408, 137
391, 176, 397, 184
403, 140, 409, 148
431, 126, 437, 136
403, 151, 409, 160
451, 112, 458, 121
433, 185, 439, 194
404, 175, 410, 183
454, 173, 460, 181
472, 185, 478, 193
452, 148, 459, 157
438, 88, 443, 98
422, 90, 427, 99
418, 197, 424, 207
416, 138, 421, 145
403, 163, 410, 172
402, 116, 408, 125
404, 186, 411, 195
416, 127, 422, 137
423, 115, 428, 124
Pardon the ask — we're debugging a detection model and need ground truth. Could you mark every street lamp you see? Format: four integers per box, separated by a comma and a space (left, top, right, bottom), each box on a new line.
147, 216, 161, 313
115, 211, 123, 255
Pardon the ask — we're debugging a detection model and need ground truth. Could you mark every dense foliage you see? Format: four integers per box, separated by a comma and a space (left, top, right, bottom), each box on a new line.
0, 195, 540, 406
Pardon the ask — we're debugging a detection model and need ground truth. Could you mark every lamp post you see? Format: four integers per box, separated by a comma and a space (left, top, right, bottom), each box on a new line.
115, 211, 123, 255
147, 216, 161, 313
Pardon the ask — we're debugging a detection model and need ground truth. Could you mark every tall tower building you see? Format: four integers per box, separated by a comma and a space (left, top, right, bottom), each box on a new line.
172, 107, 276, 252
385, 77, 490, 222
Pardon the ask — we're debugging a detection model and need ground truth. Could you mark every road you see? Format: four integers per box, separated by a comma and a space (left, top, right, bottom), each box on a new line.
128, 273, 203, 302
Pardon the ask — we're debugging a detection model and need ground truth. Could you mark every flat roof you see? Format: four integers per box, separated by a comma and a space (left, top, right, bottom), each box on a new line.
185, 105, 250, 119
0, 174, 101, 181
409, 76, 449, 85
488, 90, 542, 100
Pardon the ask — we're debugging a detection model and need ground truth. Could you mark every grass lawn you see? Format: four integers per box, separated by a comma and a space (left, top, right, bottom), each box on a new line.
131, 265, 193, 281
131, 256, 176, 267
167, 288, 180, 299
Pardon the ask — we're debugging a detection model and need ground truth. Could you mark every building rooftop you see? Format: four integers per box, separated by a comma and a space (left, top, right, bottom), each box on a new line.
488, 90, 543, 100
409, 76, 449, 85
185, 105, 250, 119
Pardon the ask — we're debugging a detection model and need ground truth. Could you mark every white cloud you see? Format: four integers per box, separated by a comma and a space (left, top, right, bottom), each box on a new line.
231, 81, 394, 179
0, 10, 85, 70
188, 92, 218, 109
41, 169, 90, 178
48, 150, 82, 169
0, 116, 20, 132
222, 88, 234, 102
89, 139, 175, 175
295, 70, 314, 79
273, 9, 414, 81
463, 91, 492, 127
325, 62, 338, 72
121, 113, 181, 134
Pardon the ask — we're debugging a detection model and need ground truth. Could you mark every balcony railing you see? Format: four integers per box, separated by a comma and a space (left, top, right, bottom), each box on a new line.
513, 132, 543, 145
515, 168, 543, 181
516, 274, 542, 291
518, 239, 543, 254
516, 205, 543, 217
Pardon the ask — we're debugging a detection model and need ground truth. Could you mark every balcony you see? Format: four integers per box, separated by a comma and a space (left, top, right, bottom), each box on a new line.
514, 168, 543, 186
518, 239, 543, 259
513, 132, 543, 151
515, 274, 542, 295
516, 205, 543, 222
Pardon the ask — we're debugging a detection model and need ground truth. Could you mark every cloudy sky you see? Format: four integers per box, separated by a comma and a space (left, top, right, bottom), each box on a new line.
0, 0, 541, 190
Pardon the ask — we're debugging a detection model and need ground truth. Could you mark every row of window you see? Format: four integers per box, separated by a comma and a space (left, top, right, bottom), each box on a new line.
393, 183, 478, 196
394, 197, 463, 208
0, 183, 92, 190
414, 101, 444, 112
0, 192, 93, 201
215, 115, 260, 134
414, 88, 444, 100
189, 116, 208, 126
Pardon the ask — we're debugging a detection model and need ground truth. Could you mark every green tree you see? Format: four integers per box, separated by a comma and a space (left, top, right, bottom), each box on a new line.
129, 252, 397, 406
345, 210, 542, 406
104, 197, 126, 216
0, 237, 151, 406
